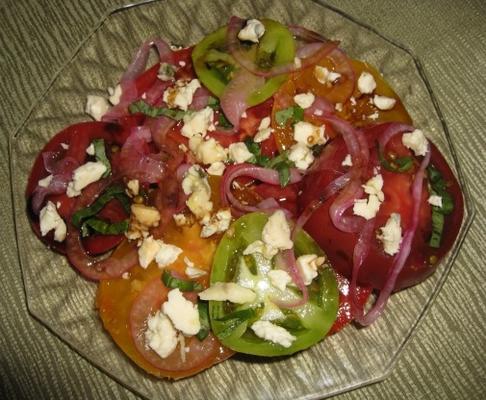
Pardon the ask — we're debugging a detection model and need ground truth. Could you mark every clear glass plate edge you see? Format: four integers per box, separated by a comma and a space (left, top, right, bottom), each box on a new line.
6, 1, 476, 399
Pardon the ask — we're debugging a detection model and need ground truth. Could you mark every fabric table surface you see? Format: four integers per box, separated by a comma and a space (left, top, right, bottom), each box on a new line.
1, 0, 484, 398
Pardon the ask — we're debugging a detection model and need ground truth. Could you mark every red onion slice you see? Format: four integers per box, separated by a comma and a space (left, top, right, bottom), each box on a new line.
288, 24, 328, 43
329, 178, 365, 233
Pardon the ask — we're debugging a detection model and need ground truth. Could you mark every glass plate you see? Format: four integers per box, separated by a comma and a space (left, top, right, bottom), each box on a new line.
9, 0, 475, 399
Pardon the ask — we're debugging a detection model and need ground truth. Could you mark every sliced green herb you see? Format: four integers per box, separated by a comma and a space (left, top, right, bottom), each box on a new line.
216, 308, 257, 339
71, 185, 130, 228
129, 100, 186, 120
91, 139, 111, 177
161, 270, 203, 292
277, 314, 306, 332
275, 105, 304, 126
196, 301, 210, 341
80, 218, 128, 237
244, 138, 270, 167
429, 209, 444, 248
207, 96, 220, 109
218, 112, 233, 129
274, 160, 293, 187
377, 142, 413, 173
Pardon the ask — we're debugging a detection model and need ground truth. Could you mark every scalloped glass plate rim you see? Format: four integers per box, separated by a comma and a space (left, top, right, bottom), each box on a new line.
8, 0, 476, 399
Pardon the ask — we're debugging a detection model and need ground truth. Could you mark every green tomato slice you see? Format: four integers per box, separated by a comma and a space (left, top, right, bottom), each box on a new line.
191, 19, 295, 107
209, 212, 338, 356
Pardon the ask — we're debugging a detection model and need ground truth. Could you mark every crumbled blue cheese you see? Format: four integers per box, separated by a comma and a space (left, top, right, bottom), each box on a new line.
353, 174, 385, 220
357, 72, 376, 94
335, 103, 343, 112
37, 174, 53, 188
173, 213, 190, 227
107, 84, 122, 105
428, 195, 443, 208
145, 311, 178, 359
261, 210, 293, 256
242, 240, 277, 260
138, 236, 162, 269
163, 79, 201, 111
181, 107, 215, 138
293, 92, 315, 109
182, 165, 213, 220
294, 57, 302, 68
341, 154, 353, 167
184, 257, 207, 278
251, 320, 296, 348
288, 142, 314, 170
66, 161, 107, 197
253, 116, 273, 143
237, 19, 265, 43
39, 201, 67, 242
60, 143, 69, 150
377, 213, 402, 256
126, 179, 140, 197
200, 208, 232, 238
314, 66, 341, 85
131, 204, 160, 227
228, 142, 254, 163
188, 135, 227, 164
85, 95, 110, 121
373, 95, 396, 110
85, 143, 95, 156
162, 289, 201, 336
206, 161, 226, 176
293, 121, 326, 147
198, 282, 257, 304
154, 242, 183, 268
267, 270, 292, 292
402, 129, 428, 156
296, 254, 325, 285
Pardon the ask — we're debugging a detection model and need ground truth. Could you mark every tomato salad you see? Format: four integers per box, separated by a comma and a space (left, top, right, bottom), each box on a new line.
26, 17, 463, 379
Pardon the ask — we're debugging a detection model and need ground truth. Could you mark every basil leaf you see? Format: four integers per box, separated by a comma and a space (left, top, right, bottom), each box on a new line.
275, 105, 304, 126
277, 314, 306, 332
274, 161, 292, 187
244, 138, 270, 167
129, 100, 186, 120
377, 143, 413, 173
80, 218, 128, 237
429, 209, 444, 248
196, 301, 210, 341
72, 185, 129, 227
91, 139, 111, 177
218, 113, 233, 129
207, 96, 220, 109
161, 270, 203, 292
216, 308, 257, 339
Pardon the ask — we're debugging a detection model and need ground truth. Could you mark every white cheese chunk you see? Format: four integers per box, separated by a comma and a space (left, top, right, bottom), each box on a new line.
251, 320, 296, 348
66, 161, 107, 197
107, 84, 122, 105
60, 142, 69, 150
228, 142, 254, 164
138, 236, 163, 269
253, 116, 273, 143
357, 72, 377, 94
428, 195, 443, 208
85, 143, 95, 156
293, 92, 315, 109
362, 174, 384, 202
162, 289, 201, 336
288, 142, 315, 170
373, 95, 396, 110
314, 66, 341, 84
368, 111, 379, 120
85, 95, 110, 121
267, 270, 292, 292
182, 166, 213, 220
184, 257, 207, 278
377, 213, 402, 256
402, 129, 428, 156
126, 179, 140, 196
341, 154, 353, 167
163, 79, 201, 111
145, 311, 178, 359
181, 107, 214, 138
173, 213, 189, 227
296, 254, 325, 285
131, 204, 160, 227
353, 194, 382, 220
262, 210, 293, 253
157, 63, 176, 81
293, 121, 326, 147
294, 57, 302, 68
200, 208, 232, 238
242, 240, 277, 259
237, 19, 265, 43
154, 242, 183, 268
38, 174, 53, 188
198, 282, 257, 304
189, 135, 227, 164
39, 201, 67, 242
335, 103, 343, 112
206, 161, 226, 176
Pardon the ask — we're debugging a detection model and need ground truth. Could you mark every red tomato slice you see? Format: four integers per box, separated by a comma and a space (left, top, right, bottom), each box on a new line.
299, 123, 464, 291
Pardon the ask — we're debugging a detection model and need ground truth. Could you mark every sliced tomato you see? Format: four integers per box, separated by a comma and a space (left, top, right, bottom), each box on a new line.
299, 123, 464, 290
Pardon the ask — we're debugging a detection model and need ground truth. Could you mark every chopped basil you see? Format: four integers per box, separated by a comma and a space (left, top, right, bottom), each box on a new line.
377, 142, 413, 173
71, 185, 130, 228
275, 105, 304, 126
80, 218, 128, 237
427, 165, 455, 248
207, 96, 220, 109
196, 301, 210, 341
277, 314, 306, 332
91, 139, 111, 177
274, 160, 293, 187
244, 138, 270, 167
218, 112, 233, 129
161, 270, 203, 292
215, 308, 257, 339
128, 100, 186, 120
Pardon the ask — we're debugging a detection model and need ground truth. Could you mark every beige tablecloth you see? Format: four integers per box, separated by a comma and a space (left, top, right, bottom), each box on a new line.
1, 0, 484, 398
